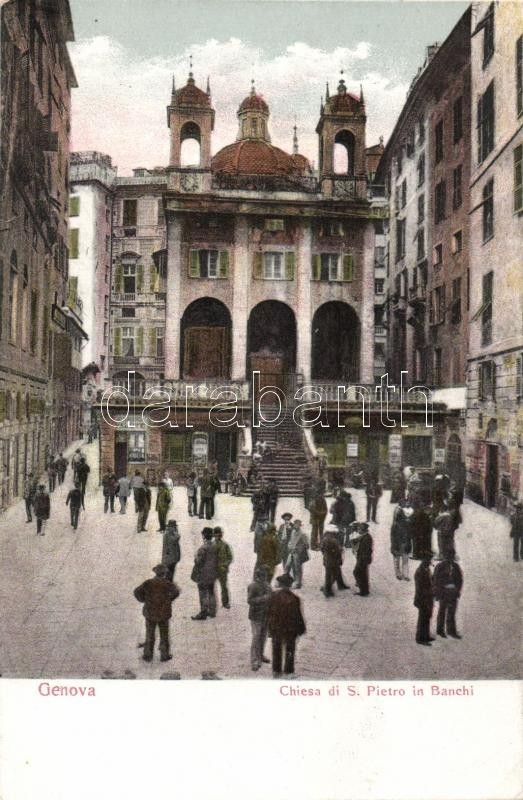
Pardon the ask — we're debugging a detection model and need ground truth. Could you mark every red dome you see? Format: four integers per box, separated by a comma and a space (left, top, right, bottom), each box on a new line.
174, 80, 210, 108
212, 139, 298, 176
239, 93, 269, 113
291, 153, 311, 173
328, 92, 361, 113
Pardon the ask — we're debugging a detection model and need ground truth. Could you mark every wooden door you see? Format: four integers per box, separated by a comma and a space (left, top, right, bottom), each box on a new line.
251, 354, 285, 404
184, 327, 227, 378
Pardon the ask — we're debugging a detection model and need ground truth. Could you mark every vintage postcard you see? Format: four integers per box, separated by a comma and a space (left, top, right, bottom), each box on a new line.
0, 0, 521, 797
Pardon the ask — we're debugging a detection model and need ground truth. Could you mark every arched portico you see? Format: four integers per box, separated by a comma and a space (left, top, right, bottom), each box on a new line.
311, 301, 360, 381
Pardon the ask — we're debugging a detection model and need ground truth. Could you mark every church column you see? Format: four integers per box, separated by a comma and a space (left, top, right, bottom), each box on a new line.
296, 220, 312, 382
231, 215, 249, 381
360, 220, 375, 384
164, 213, 182, 379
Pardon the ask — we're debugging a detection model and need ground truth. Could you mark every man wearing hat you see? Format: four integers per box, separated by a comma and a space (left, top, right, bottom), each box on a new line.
353, 522, 373, 596
247, 565, 272, 671
162, 520, 181, 582
509, 500, 523, 562
413, 552, 435, 645
267, 572, 306, 677
320, 529, 348, 597
191, 528, 219, 620
33, 484, 51, 535
278, 513, 294, 567
133, 564, 180, 662
66, 482, 85, 530
433, 548, 463, 639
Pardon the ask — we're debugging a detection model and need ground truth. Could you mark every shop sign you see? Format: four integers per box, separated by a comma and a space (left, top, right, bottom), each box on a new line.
346, 436, 359, 458
192, 433, 208, 465
434, 448, 445, 463
389, 434, 402, 466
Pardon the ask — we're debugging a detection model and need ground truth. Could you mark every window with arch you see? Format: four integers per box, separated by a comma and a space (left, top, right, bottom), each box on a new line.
333, 130, 356, 175
180, 121, 201, 167
9, 251, 18, 342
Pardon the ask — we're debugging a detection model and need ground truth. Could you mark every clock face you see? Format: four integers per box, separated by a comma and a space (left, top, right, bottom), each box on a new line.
180, 173, 200, 192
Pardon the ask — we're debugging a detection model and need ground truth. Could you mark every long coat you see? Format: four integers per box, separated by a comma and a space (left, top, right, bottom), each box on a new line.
134, 576, 180, 621
267, 589, 306, 639
414, 563, 433, 611
193, 541, 219, 585
433, 561, 463, 601
156, 485, 172, 514
321, 531, 343, 568
162, 529, 181, 567
34, 492, 50, 519
257, 531, 280, 574
390, 506, 412, 556
410, 509, 432, 558
356, 532, 373, 566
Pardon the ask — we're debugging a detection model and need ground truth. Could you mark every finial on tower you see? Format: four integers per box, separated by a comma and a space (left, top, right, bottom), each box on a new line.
293, 119, 299, 155
250, 78, 256, 96
325, 81, 330, 100
360, 83, 365, 104
206, 75, 211, 96
171, 74, 176, 101
338, 69, 347, 94
188, 54, 194, 83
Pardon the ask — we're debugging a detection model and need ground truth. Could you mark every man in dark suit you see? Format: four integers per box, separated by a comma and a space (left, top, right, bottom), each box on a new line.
267, 572, 306, 677
134, 564, 180, 662
191, 528, 219, 620
433, 548, 463, 639
320, 528, 348, 596
353, 523, 373, 596
414, 552, 435, 646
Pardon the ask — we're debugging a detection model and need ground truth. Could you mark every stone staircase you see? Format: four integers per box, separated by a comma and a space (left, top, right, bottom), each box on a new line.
246, 404, 311, 497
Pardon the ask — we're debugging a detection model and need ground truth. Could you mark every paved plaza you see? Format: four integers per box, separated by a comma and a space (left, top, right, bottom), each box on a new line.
0, 441, 520, 681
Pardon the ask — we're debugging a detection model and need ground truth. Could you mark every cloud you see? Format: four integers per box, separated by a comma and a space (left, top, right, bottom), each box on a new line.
69, 35, 407, 174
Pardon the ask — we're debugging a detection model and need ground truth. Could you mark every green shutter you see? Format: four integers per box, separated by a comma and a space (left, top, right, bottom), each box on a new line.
218, 250, 229, 278
69, 196, 80, 217
67, 276, 78, 308
113, 327, 122, 356
312, 254, 321, 281
0, 390, 5, 423
285, 251, 295, 280
343, 253, 354, 282
148, 327, 157, 355
253, 252, 263, 278
136, 326, 144, 356
149, 265, 160, 292
189, 250, 200, 278
68, 228, 79, 259
136, 263, 144, 294
114, 264, 123, 293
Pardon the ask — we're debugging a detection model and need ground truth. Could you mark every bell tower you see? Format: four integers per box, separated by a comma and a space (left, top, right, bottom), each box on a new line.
166, 63, 215, 192
316, 73, 367, 198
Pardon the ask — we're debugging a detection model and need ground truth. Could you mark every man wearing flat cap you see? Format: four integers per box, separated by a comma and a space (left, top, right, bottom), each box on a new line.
267, 572, 306, 677
133, 564, 180, 662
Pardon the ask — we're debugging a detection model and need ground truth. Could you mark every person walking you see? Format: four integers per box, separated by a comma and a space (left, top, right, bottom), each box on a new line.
34, 484, 50, 536
23, 472, 37, 523
214, 526, 233, 609
134, 484, 150, 533
303, 475, 315, 511
162, 470, 174, 495
267, 572, 306, 678
414, 552, 435, 645
250, 482, 269, 532
320, 528, 346, 597
117, 474, 131, 514
256, 523, 280, 582
155, 480, 171, 532
365, 476, 382, 523
433, 548, 463, 639
353, 523, 373, 596
209, 470, 221, 519
55, 453, 68, 485
102, 468, 118, 513
71, 448, 83, 481
510, 500, 523, 561
247, 565, 272, 671
198, 470, 213, 521
390, 500, 413, 581
267, 478, 279, 524
133, 564, 180, 662
186, 471, 198, 516
191, 527, 219, 620
47, 459, 57, 493
285, 520, 309, 589
434, 502, 458, 560
390, 468, 406, 504
309, 492, 328, 550
330, 490, 356, 548
278, 513, 294, 568
66, 482, 84, 529
162, 520, 181, 582
76, 457, 90, 501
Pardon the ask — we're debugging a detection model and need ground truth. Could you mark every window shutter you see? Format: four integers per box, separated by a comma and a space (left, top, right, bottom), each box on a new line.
150, 266, 160, 292
218, 250, 229, 278
517, 355, 523, 400
253, 251, 263, 279
136, 327, 144, 356
136, 263, 144, 293
478, 364, 483, 400
492, 361, 497, 400
312, 254, 321, 281
0, 390, 5, 423
342, 253, 354, 281
148, 327, 157, 356
68, 228, 79, 258
285, 251, 295, 280
189, 250, 200, 278
114, 263, 123, 293
477, 96, 483, 163
69, 196, 80, 217
113, 327, 122, 356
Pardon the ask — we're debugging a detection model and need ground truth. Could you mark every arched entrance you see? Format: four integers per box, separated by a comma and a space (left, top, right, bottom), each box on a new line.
311, 302, 360, 381
181, 298, 231, 379
247, 300, 296, 385
485, 418, 499, 508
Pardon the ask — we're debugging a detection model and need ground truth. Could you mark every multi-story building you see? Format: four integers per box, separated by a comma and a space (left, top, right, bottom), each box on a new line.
0, 0, 79, 509
378, 9, 471, 474
466, 1, 523, 510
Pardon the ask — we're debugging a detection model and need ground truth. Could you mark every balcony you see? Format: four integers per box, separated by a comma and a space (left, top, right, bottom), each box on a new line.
112, 292, 167, 303
408, 285, 427, 305
104, 378, 251, 404
374, 325, 387, 337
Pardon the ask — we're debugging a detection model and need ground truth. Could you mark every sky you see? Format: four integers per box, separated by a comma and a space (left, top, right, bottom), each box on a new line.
68, 1, 469, 175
